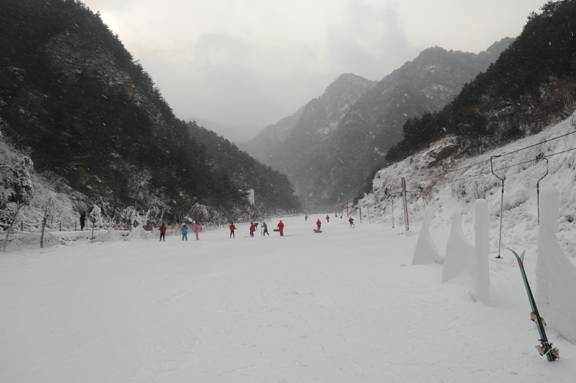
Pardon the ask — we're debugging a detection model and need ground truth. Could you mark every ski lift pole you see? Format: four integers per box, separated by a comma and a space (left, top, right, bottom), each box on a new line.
401, 177, 409, 232
535, 154, 549, 225
491, 155, 505, 259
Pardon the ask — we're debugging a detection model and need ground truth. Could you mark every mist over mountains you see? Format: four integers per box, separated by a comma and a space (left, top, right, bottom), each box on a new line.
245, 38, 513, 209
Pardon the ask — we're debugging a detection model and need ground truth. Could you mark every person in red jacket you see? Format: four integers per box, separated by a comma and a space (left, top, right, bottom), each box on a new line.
229, 222, 236, 238
277, 220, 285, 236
159, 222, 167, 241
192, 222, 202, 240
316, 218, 322, 232
348, 216, 355, 227
249, 222, 257, 237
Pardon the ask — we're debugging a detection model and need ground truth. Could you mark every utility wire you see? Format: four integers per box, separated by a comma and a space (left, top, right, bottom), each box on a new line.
446, 129, 576, 174
450, 145, 576, 183
494, 129, 576, 158
544, 146, 576, 158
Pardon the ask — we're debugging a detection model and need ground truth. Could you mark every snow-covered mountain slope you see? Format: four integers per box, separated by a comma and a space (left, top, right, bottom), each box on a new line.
358, 111, 576, 261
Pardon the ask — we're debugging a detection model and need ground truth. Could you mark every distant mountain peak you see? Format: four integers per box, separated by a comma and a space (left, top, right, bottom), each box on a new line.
485, 37, 515, 55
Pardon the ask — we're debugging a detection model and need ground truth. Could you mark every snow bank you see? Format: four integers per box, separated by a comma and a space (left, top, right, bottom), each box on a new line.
473, 199, 490, 303
442, 213, 474, 282
412, 208, 439, 264
537, 188, 576, 342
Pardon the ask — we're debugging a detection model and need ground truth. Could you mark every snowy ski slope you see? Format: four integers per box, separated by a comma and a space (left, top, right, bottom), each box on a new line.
1, 216, 574, 382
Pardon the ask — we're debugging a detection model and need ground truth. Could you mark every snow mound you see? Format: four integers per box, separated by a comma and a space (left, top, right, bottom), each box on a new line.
473, 199, 490, 304
442, 212, 474, 283
537, 188, 576, 342
412, 208, 439, 264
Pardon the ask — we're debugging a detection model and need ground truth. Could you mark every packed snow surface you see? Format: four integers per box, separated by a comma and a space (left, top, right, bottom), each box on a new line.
1, 216, 575, 382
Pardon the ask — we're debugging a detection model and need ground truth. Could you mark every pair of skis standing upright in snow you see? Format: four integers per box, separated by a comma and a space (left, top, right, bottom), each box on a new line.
508, 248, 559, 361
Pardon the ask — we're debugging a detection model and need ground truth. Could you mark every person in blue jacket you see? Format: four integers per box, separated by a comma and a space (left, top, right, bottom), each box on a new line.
181, 223, 189, 241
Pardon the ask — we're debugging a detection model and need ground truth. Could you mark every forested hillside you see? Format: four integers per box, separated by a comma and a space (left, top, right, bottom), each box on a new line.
386, 0, 576, 163
0, 0, 299, 225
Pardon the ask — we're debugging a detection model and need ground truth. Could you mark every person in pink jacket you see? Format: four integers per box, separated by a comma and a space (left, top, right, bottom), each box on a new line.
192, 222, 202, 240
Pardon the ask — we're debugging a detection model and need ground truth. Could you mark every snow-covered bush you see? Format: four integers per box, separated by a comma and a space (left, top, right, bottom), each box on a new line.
190, 202, 210, 223
89, 205, 103, 226
89, 204, 102, 239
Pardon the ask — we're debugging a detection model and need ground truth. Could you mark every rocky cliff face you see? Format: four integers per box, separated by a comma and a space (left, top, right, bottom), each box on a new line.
0, 0, 300, 223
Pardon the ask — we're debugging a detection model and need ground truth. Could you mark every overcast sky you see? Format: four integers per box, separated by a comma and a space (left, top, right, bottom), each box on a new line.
83, 0, 546, 141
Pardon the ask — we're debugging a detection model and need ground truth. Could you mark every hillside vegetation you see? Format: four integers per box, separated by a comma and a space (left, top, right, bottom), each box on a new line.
0, 0, 299, 227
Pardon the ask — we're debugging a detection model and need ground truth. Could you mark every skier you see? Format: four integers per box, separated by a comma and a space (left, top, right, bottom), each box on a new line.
229, 222, 236, 238
80, 211, 86, 231
180, 223, 189, 240
348, 217, 355, 227
277, 220, 285, 236
159, 222, 167, 241
316, 218, 322, 232
192, 222, 202, 240
261, 222, 269, 236
326, 215, 330, 223
305, 215, 308, 222
249, 222, 257, 237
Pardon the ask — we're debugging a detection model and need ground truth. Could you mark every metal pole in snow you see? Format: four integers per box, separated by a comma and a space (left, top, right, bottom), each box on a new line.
536, 156, 549, 225
401, 177, 409, 232
490, 156, 505, 259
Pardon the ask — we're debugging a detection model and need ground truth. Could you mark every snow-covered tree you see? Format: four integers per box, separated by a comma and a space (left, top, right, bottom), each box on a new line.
89, 204, 103, 239
40, 194, 57, 248
190, 202, 209, 223
1, 153, 34, 251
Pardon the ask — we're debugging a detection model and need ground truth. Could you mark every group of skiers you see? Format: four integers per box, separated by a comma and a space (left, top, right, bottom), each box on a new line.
230, 220, 283, 238
159, 222, 203, 241
159, 215, 354, 242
